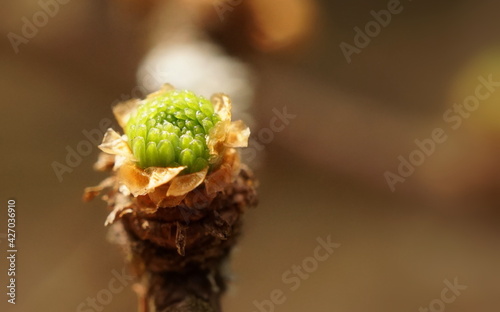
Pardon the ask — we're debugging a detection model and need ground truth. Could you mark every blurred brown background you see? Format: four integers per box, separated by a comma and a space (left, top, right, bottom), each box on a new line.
1, 0, 500, 311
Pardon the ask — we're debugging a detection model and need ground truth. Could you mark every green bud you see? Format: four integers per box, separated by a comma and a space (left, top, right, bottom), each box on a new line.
125, 89, 220, 172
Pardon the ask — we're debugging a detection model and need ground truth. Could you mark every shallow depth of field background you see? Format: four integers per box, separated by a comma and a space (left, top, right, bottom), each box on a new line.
1, 0, 500, 311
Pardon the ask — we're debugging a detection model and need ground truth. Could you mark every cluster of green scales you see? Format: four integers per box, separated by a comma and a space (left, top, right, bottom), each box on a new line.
125, 90, 221, 173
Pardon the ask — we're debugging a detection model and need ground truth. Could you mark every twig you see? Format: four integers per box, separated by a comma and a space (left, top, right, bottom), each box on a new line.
85, 86, 257, 311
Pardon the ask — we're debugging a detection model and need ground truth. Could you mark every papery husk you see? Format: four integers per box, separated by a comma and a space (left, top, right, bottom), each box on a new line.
166, 167, 208, 197
207, 93, 250, 165
118, 164, 188, 197
86, 148, 248, 225
225, 120, 250, 148
112, 99, 141, 129
93, 153, 116, 171
99, 128, 136, 160
83, 177, 116, 202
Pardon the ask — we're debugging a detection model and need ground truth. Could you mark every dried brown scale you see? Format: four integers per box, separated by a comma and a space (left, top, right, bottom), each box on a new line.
121, 167, 256, 269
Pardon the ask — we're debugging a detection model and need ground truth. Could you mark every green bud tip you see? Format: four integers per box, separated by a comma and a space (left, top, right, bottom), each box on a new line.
125, 90, 221, 173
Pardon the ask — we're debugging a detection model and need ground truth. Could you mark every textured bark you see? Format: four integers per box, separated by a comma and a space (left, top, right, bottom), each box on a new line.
107, 167, 258, 312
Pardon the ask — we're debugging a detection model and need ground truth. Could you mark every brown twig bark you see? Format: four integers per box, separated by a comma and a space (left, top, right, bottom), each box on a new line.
105, 166, 258, 312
